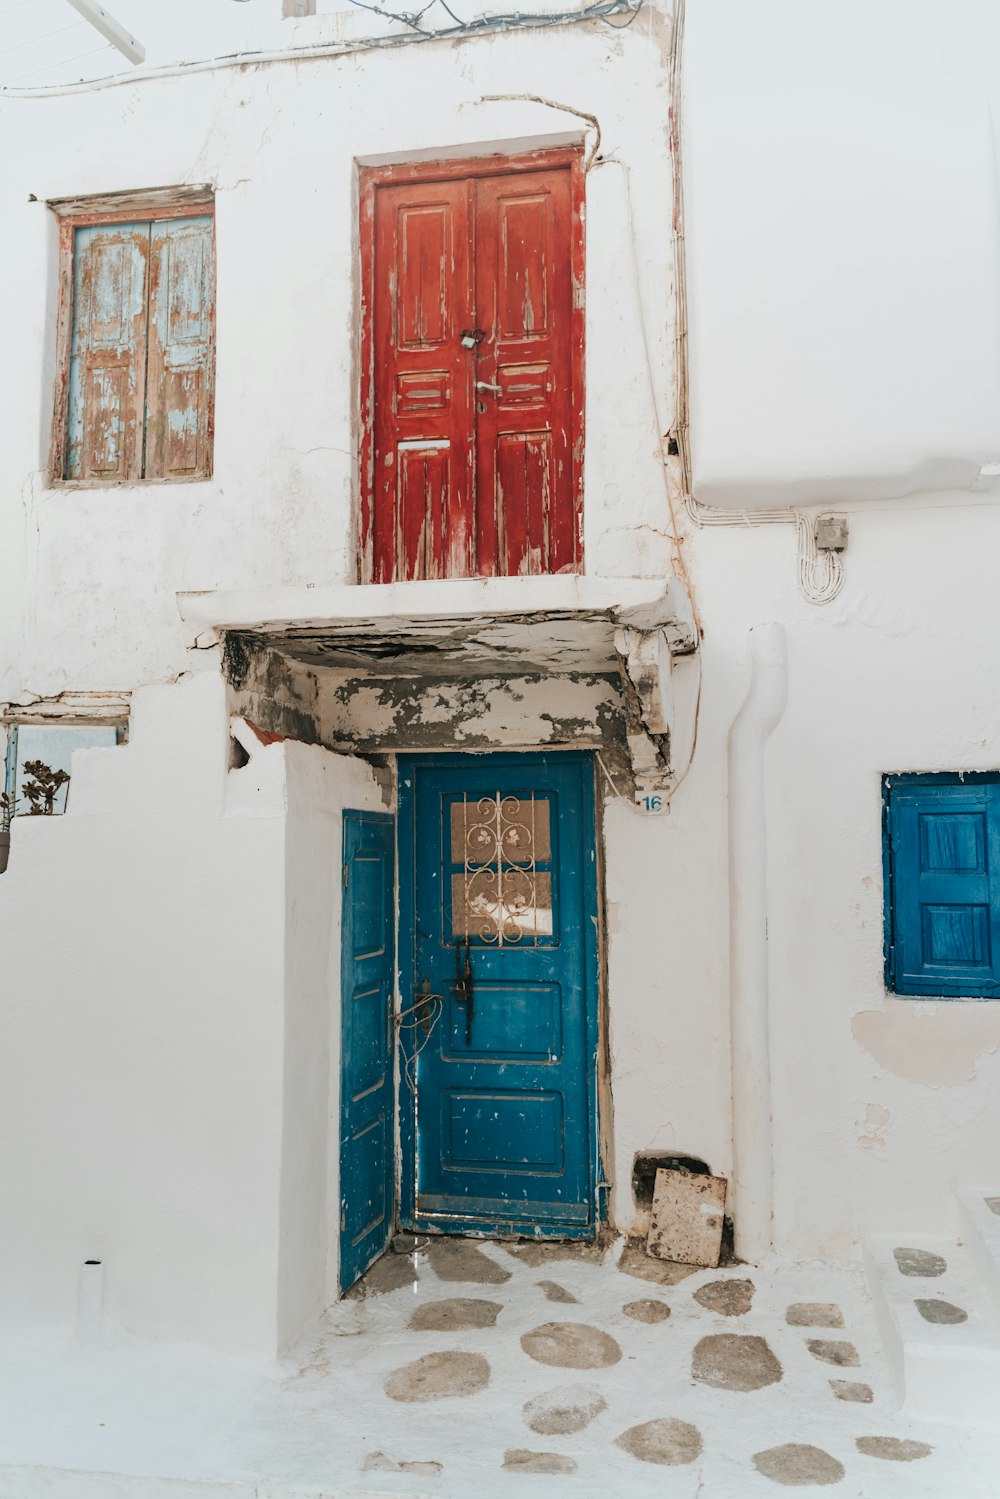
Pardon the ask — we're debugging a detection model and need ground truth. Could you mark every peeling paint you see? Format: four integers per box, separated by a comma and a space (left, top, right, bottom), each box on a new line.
852, 1006, 1000, 1087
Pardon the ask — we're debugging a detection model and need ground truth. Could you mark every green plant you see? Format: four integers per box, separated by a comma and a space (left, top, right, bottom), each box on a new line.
21, 760, 70, 816
0, 790, 15, 832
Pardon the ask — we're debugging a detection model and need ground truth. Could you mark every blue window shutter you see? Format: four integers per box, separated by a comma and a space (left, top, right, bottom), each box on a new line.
66, 222, 151, 481
886, 778, 1000, 997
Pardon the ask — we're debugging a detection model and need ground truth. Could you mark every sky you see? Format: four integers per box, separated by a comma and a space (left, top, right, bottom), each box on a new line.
0, 0, 318, 89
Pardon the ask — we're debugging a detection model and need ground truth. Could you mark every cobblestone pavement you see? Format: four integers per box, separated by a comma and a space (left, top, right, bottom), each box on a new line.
0, 1237, 996, 1497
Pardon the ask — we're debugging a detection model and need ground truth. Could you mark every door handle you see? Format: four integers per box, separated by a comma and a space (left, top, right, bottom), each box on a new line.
452, 936, 474, 1047
475, 381, 503, 395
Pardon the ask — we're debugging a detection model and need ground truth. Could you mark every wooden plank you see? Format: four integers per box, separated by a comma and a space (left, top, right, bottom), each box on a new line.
144, 216, 216, 481
65, 222, 150, 482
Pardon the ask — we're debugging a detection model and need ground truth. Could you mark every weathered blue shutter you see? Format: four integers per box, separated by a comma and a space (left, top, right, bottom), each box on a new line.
144, 216, 215, 480
339, 811, 395, 1292
885, 777, 1000, 997
66, 223, 150, 480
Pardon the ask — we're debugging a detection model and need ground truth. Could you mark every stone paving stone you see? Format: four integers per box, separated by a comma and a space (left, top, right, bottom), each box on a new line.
384, 1350, 490, 1402
856, 1436, 933, 1462
503, 1449, 577, 1474
753, 1444, 846, 1486
786, 1303, 844, 1328
408, 1297, 503, 1331
691, 1334, 782, 1391
423, 1240, 512, 1284
537, 1280, 578, 1303
505, 1240, 609, 1267
623, 1298, 671, 1323
616, 1418, 703, 1466
523, 1383, 607, 1435
693, 1278, 755, 1316
346, 1252, 418, 1298
521, 1322, 622, 1369
915, 1298, 968, 1324
829, 1378, 873, 1403
893, 1247, 947, 1278
362, 1451, 443, 1475
806, 1338, 860, 1367
617, 1240, 699, 1286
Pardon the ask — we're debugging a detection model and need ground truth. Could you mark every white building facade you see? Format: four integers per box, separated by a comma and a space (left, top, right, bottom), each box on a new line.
2, 0, 1000, 1363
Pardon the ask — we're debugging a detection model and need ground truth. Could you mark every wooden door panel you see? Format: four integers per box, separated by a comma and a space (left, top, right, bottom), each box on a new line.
398, 754, 600, 1238
362, 153, 582, 582
371, 180, 474, 583
474, 168, 576, 577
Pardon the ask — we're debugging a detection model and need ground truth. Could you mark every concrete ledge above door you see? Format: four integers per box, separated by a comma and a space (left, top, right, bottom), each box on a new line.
176, 574, 698, 677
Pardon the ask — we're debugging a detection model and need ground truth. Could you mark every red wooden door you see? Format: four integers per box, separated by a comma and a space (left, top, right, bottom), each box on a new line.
361, 152, 583, 584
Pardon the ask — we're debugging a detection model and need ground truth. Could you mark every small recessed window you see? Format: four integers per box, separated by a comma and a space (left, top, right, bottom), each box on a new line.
883, 773, 1000, 998
52, 195, 215, 484
4, 723, 124, 818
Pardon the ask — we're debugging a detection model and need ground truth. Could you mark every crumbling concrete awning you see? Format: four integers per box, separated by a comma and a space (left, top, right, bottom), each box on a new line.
177, 575, 697, 678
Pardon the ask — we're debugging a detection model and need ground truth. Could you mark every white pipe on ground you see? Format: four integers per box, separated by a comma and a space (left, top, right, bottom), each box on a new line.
728, 623, 788, 1263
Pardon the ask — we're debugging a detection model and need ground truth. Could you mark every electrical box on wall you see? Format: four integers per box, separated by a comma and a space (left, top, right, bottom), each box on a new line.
815, 514, 848, 552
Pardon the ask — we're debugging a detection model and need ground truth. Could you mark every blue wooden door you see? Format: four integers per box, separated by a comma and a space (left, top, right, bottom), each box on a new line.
339, 811, 396, 1291
398, 753, 600, 1238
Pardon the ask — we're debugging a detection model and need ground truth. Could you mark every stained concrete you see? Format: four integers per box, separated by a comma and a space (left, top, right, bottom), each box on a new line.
894, 1247, 948, 1278
830, 1379, 873, 1403
361, 1450, 443, 1475
623, 1298, 672, 1323
786, 1303, 844, 1328
424, 1240, 513, 1285
986, 1198, 1000, 1217
523, 1384, 607, 1435
503, 1448, 577, 1474
752, 1444, 846, 1486
521, 1322, 622, 1369
408, 1297, 503, 1331
537, 1280, 578, 1304
915, 1298, 968, 1325
694, 1278, 755, 1316
618, 1240, 699, 1285
616, 1417, 703, 1465
856, 1436, 933, 1461
805, 1339, 860, 1367
505, 1239, 609, 1268
384, 1350, 490, 1402
346, 1251, 418, 1298
692, 1334, 783, 1391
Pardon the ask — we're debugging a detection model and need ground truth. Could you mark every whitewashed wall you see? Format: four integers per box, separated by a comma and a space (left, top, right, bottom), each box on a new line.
0, 3, 679, 708
2, 0, 1000, 1359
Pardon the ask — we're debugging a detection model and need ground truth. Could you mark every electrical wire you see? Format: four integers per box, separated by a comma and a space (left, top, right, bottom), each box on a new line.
0, 0, 634, 94
4, 41, 111, 85
0, 21, 85, 59
396, 990, 444, 1095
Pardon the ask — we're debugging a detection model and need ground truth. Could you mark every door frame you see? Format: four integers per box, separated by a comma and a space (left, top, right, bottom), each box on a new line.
357, 145, 586, 584
395, 749, 605, 1239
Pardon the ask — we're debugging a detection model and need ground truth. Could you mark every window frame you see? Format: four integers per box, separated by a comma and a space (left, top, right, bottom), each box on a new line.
882, 770, 1000, 1001
48, 184, 216, 488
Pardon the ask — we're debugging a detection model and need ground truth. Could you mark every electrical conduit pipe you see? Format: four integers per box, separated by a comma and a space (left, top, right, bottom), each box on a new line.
728, 623, 787, 1263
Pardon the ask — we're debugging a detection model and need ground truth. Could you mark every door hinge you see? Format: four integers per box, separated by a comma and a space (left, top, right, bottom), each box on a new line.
342, 863, 349, 888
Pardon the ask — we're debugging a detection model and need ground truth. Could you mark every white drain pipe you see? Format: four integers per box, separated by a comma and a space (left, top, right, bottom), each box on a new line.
728, 624, 788, 1263
77, 1259, 104, 1349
